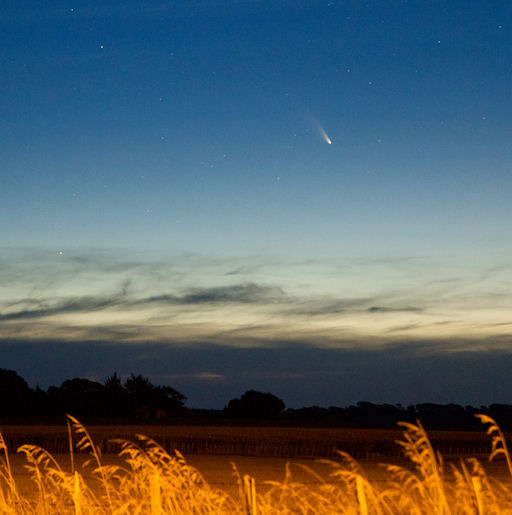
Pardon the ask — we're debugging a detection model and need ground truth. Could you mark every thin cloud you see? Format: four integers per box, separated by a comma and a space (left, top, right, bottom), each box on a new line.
368, 306, 422, 313
181, 284, 284, 304
0, 294, 126, 321
158, 372, 227, 382
146, 283, 285, 306
0, 282, 284, 323
281, 297, 371, 317
386, 323, 423, 333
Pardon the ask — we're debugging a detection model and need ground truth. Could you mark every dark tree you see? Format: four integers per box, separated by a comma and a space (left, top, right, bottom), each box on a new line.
104, 372, 124, 393
225, 390, 285, 419
0, 369, 33, 416
153, 385, 187, 414
124, 374, 154, 417
124, 374, 154, 401
487, 404, 512, 431
124, 374, 186, 418
55, 378, 106, 416
32, 384, 48, 416
103, 372, 131, 417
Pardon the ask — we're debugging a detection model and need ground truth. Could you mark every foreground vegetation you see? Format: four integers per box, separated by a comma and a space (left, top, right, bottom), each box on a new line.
1, 415, 512, 513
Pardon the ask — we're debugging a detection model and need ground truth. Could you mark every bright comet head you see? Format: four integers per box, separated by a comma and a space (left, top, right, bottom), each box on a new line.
306, 112, 333, 145
315, 119, 332, 145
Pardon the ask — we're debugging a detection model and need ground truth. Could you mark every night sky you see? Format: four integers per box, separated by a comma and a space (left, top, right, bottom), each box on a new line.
2, 1, 512, 409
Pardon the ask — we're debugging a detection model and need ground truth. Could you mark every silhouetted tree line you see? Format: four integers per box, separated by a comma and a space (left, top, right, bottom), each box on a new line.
0, 369, 186, 419
2, 368, 512, 429
283, 402, 488, 430
222, 393, 512, 430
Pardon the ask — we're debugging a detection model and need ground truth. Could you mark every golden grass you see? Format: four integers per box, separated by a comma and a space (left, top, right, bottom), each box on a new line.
0, 415, 512, 513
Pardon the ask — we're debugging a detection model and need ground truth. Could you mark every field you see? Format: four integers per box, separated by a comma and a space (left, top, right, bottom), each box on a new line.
1, 415, 512, 513
0, 422, 497, 459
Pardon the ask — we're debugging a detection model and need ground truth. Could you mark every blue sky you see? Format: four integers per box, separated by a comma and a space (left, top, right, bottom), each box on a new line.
1, 1, 512, 408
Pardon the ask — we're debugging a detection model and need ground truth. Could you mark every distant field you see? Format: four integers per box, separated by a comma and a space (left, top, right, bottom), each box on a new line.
0, 423, 497, 459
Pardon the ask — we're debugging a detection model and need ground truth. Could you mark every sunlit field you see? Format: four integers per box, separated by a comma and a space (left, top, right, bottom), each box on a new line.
1, 415, 512, 513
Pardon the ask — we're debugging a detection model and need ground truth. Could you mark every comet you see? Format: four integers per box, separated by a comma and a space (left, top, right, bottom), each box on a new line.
318, 125, 332, 145
309, 114, 332, 145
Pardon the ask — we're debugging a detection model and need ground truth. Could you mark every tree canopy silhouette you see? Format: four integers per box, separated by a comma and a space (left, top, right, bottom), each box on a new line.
225, 390, 285, 419
0, 369, 33, 416
51, 378, 106, 417
124, 374, 186, 418
0, 370, 186, 420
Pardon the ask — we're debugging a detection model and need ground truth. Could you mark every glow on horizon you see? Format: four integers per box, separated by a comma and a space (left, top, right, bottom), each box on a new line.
3, 296, 512, 350
1, 249, 511, 352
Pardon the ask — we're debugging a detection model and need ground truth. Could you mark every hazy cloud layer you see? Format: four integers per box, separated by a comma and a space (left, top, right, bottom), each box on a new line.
1, 248, 512, 348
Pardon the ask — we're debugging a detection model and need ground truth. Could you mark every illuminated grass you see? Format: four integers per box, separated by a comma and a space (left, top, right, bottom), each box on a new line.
0, 415, 511, 513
